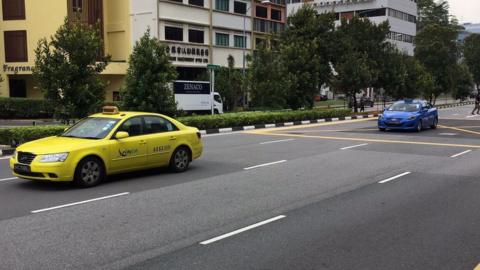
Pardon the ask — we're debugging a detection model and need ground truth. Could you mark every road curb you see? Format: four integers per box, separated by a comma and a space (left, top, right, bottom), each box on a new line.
200, 113, 380, 135
0, 148, 14, 157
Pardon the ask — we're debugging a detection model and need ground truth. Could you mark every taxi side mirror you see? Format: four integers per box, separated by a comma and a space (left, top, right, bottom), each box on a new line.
115, 131, 129, 140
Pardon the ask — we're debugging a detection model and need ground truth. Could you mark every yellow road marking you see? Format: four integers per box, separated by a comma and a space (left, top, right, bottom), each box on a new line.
474, 263, 480, 270
249, 130, 480, 149
245, 118, 375, 133
438, 125, 480, 136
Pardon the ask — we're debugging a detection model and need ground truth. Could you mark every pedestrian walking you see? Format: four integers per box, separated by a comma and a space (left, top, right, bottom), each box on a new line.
472, 92, 480, 115
360, 96, 365, 112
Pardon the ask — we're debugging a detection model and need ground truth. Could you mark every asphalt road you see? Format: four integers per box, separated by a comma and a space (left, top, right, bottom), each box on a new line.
1, 105, 480, 270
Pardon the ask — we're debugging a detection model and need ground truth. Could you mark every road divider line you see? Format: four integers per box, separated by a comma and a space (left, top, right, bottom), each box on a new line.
341, 143, 368, 150
378, 172, 411, 184
31, 192, 130, 214
260, 139, 295, 145
200, 215, 286, 245
451, 150, 472, 158
0, 156, 12, 160
244, 160, 287, 170
0, 177, 17, 182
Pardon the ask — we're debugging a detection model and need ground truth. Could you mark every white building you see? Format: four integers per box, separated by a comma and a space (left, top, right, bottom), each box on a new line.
458, 23, 480, 43
130, 0, 285, 81
287, 0, 418, 55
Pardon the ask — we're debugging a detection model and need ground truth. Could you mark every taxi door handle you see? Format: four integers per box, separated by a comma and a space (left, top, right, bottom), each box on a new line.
169, 136, 177, 141
139, 140, 147, 145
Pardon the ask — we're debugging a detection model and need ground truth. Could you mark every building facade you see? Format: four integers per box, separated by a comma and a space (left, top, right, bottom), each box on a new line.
0, 0, 131, 100
131, 0, 286, 81
286, 0, 418, 55
0, 0, 285, 99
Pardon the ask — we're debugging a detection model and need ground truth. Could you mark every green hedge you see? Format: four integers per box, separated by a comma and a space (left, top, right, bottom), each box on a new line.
0, 126, 66, 146
0, 97, 54, 119
0, 108, 351, 146
178, 109, 351, 130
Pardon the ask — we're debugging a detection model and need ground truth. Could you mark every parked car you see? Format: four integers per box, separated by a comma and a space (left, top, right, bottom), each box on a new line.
314, 95, 328, 102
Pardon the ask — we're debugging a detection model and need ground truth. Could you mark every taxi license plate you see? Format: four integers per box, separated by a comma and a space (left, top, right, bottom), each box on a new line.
14, 164, 31, 173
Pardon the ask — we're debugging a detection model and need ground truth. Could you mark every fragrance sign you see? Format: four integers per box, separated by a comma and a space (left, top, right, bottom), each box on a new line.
2, 64, 35, 74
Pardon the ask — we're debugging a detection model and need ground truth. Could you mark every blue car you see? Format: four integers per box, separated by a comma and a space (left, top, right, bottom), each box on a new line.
378, 100, 438, 132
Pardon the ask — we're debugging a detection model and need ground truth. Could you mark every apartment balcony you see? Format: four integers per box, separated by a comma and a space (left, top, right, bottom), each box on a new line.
253, 18, 285, 34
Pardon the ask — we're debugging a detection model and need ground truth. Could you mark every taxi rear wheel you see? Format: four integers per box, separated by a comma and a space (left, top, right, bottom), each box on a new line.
170, 147, 191, 173
74, 157, 105, 188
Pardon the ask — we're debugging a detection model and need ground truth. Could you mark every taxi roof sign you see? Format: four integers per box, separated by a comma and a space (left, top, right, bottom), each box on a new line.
102, 106, 119, 115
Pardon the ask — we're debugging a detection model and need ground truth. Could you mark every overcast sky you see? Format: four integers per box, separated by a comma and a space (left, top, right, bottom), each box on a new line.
447, 0, 479, 23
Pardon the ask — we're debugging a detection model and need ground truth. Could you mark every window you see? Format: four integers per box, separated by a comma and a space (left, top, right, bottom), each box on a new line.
215, 0, 229, 11
165, 26, 183, 41
9, 79, 26, 98
2, 0, 25, 20
189, 29, 204, 43
4, 31, 28, 62
255, 6, 267, 18
255, 38, 265, 47
234, 35, 246, 48
357, 8, 386, 18
143, 116, 178, 134
215, 33, 229, 46
113, 91, 120, 102
271, 9, 281, 21
234, 1, 247, 15
188, 0, 204, 7
72, 0, 82, 11
214, 94, 222, 103
118, 117, 143, 137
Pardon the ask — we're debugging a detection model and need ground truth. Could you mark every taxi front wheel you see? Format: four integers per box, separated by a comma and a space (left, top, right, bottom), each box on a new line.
74, 157, 105, 187
170, 147, 191, 173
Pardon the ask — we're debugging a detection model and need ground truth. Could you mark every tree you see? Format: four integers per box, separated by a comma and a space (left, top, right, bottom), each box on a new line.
375, 45, 407, 101
121, 29, 178, 116
415, 23, 460, 103
417, 0, 450, 31
279, 6, 335, 109
215, 55, 243, 111
404, 57, 435, 101
34, 17, 110, 120
332, 16, 390, 112
463, 34, 480, 89
248, 43, 288, 109
452, 63, 474, 100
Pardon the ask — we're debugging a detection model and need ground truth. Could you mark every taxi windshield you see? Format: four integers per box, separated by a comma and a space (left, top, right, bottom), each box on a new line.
388, 102, 421, 112
61, 117, 120, 139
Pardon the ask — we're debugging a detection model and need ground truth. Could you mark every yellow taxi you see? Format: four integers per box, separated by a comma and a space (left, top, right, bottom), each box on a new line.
9, 107, 203, 187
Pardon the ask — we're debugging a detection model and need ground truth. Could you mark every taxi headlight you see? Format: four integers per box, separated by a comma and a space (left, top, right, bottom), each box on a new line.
40, 153, 69, 163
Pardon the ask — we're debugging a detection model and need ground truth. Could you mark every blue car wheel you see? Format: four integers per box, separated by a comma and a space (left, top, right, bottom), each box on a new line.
430, 117, 438, 129
416, 119, 423, 132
